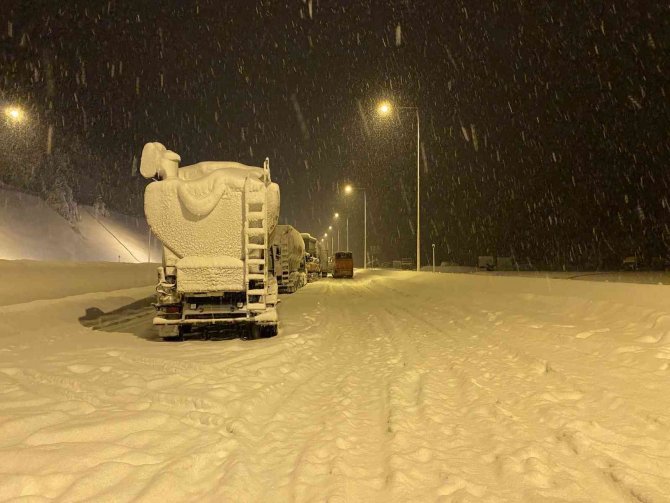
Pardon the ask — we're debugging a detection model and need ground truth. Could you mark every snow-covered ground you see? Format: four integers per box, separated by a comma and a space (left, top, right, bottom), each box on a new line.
0, 187, 162, 263
0, 260, 158, 306
1, 269, 669, 501
422, 265, 670, 285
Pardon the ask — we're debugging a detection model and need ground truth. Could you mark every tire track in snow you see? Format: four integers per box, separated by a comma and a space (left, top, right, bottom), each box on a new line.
2, 271, 669, 502
376, 276, 670, 501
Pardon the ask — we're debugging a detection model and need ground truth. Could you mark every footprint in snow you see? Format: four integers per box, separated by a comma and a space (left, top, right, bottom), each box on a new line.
67, 364, 95, 374
575, 328, 610, 339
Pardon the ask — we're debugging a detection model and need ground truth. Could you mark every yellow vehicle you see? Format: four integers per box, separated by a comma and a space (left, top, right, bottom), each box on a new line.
332, 251, 354, 278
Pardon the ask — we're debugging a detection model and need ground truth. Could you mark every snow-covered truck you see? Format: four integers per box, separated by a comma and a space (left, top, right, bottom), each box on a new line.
316, 240, 330, 277
301, 233, 320, 281
140, 142, 280, 340
272, 225, 306, 293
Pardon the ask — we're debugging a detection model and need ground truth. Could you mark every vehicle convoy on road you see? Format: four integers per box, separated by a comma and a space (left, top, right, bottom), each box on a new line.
272, 224, 307, 293
140, 142, 280, 340
332, 251, 354, 278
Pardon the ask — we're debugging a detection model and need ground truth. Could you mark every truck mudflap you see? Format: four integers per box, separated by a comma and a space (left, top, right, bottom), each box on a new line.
158, 324, 180, 338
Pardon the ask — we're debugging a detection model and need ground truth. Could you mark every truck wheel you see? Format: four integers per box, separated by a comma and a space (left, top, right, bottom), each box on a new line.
261, 324, 278, 338
246, 324, 261, 340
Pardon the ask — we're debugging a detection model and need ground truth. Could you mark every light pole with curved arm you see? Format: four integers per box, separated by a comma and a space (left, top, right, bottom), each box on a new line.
344, 184, 368, 269
377, 101, 420, 271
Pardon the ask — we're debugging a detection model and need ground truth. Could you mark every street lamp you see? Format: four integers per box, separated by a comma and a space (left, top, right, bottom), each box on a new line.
333, 212, 340, 250
344, 183, 368, 269
376, 100, 421, 271
341, 186, 351, 251
4, 106, 25, 124
377, 101, 392, 116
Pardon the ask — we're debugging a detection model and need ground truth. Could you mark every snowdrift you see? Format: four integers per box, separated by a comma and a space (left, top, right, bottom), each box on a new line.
0, 260, 157, 306
0, 187, 162, 263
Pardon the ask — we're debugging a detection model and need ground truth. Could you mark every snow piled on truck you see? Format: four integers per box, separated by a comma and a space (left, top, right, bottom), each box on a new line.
0, 269, 668, 501
176, 255, 245, 292
143, 159, 280, 261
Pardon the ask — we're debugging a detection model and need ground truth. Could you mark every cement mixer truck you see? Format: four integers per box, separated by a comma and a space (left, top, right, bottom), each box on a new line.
272, 225, 306, 293
301, 233, 321, 282
140, 142, 280, 340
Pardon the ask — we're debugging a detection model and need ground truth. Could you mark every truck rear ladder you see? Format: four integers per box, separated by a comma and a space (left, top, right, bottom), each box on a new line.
243, 177, 269, 312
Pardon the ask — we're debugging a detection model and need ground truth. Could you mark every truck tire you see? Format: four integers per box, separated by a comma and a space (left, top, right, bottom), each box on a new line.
250, 324, 262, 340
261, 324, 278, 338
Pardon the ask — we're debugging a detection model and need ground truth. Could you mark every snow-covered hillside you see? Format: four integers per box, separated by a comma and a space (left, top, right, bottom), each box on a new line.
0, 269, 669, 501
0, 187, 162, 263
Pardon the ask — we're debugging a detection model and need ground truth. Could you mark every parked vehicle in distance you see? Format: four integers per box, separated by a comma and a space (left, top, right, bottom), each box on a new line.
622, 255, 640, 271
272, 225, 307, 293
317, 241, 330, 277
332, 251, 354, 278
478, 255, 496, 271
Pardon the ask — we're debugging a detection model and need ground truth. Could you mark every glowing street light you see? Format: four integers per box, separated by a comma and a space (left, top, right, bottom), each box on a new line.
376, 99, 421, 271
4, 106, 25, 123
377, 101, 392, 116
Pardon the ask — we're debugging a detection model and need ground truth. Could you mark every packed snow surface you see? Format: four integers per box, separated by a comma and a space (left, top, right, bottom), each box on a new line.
1, 269, 669, 501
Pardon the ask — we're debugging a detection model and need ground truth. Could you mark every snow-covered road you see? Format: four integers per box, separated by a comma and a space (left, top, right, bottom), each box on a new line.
1, 270, 669, 501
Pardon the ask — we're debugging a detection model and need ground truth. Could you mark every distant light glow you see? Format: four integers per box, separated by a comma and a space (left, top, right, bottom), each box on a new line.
377, 101, 392, 116
4, 106, 25, 122
334, 212, 339, 219
344, 185, 353, 194
328, 225, 332, 230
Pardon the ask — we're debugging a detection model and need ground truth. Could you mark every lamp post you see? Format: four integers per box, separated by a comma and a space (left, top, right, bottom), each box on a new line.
432, 243, 436, 273
344, 184, 367, 269
334, 212, 340, 250
377, 100, 421, 271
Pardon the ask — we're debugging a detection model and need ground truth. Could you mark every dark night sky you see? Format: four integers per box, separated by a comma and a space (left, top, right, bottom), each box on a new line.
1, 0, 669, 267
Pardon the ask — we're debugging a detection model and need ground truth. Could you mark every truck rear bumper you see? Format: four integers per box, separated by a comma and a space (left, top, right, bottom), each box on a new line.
154, 308, 277, 326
